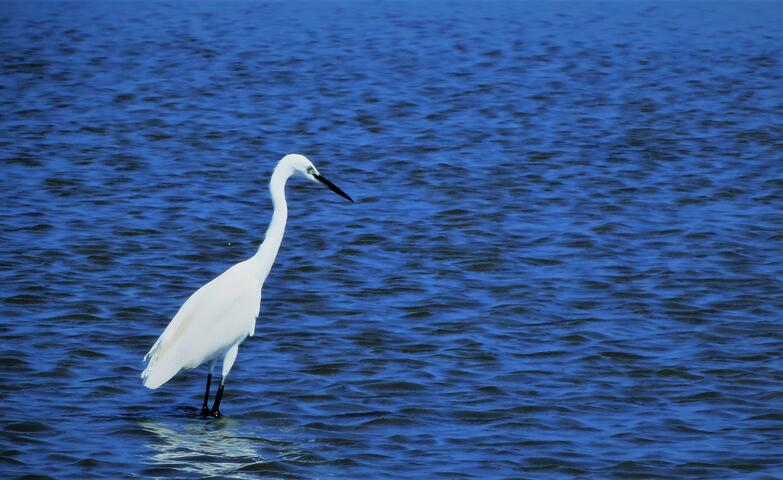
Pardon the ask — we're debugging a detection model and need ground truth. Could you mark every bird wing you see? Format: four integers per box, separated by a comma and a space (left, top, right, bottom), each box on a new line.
142, 259, 261, 388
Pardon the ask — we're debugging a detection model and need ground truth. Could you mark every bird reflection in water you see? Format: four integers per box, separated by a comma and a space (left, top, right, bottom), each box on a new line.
139, 418, 295, 478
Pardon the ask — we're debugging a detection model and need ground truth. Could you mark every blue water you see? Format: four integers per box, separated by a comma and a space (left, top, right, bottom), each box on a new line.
1, 1, 782, 478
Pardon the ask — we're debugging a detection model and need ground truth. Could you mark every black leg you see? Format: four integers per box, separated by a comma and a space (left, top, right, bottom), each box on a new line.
210, 383, 225, 418
200, 373, 212, 417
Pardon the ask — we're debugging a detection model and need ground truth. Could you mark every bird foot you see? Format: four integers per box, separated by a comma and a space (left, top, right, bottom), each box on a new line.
200, 407, 211, 417
210, 409, 222, 418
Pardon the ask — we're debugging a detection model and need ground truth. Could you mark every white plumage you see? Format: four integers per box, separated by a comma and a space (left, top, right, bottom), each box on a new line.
142, 259, 260, 389
141, 154, 353, 417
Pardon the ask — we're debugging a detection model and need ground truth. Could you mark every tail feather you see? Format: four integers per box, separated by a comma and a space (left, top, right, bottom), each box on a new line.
142, 309, 194, 389
141, 342, 182, 389
142, 352, 182, 389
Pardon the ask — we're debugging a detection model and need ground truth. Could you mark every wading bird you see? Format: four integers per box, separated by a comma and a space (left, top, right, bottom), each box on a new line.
142, 154, 353, 417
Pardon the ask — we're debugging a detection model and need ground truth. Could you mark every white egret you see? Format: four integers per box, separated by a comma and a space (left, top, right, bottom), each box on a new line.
142, 153, 353, 417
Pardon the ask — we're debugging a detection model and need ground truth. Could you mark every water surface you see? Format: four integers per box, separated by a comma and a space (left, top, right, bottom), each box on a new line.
1, 1, 782, 478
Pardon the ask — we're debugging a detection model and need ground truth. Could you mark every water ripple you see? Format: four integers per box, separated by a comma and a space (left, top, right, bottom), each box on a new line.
2, 0, 782, 478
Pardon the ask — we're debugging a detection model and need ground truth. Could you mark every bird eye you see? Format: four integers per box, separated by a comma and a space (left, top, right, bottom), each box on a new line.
306, 166, 316, 175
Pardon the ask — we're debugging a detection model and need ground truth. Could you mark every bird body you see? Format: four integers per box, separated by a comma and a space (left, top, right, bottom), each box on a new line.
141, 154, 353, 416
142, 259, 261, 389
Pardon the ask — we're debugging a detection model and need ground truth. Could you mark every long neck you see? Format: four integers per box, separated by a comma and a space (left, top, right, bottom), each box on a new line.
252, 165, 291, 282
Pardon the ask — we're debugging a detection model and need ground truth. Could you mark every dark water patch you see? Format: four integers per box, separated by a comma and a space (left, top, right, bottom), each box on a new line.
357, 416, 418, 429
4, 422, 53, 434
3, 294, 46, 305
0, 455, 25, 466
0, 357, 29, 367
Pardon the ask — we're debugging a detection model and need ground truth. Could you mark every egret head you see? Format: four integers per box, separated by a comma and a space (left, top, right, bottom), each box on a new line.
284, 153, 353, 202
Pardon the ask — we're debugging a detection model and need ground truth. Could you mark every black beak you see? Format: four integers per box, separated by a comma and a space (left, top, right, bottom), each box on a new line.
314, 174, 353, 202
